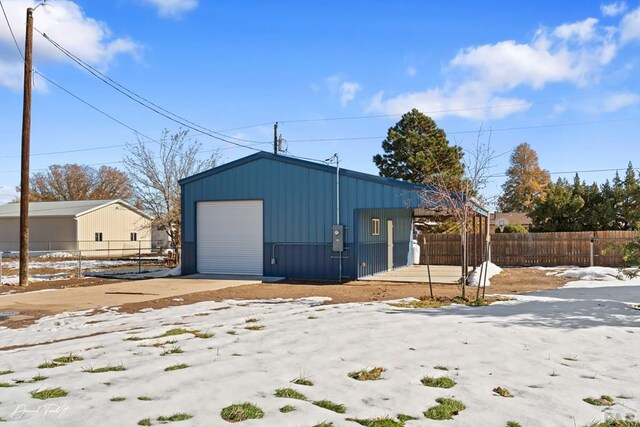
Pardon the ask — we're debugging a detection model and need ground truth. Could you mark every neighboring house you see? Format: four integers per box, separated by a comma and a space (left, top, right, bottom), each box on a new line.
179, 152, 488, 281
490, 212, 533, 232
0, 200, 152, 256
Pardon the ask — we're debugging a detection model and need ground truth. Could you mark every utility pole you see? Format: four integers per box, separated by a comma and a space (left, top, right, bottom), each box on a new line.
273, 122, 278, 155
19, 7, 34, 287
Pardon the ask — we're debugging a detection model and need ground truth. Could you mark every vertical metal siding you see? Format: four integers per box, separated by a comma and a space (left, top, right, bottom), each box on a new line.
181, 156, 419, 279
355, 208, 413, 278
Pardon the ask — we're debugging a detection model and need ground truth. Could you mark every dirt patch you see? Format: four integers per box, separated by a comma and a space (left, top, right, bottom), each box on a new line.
118, 268, 569, 314
0, 277, 119, 295
0, 268, 569, 329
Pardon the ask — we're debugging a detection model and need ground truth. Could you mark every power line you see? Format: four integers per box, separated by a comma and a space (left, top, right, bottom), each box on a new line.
37, 29, 270, 149
0, 0, 23, 59
488, 167, 640, 179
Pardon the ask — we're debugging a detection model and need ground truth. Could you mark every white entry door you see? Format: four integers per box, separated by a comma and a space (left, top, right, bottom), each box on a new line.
196, 201, 263, 275
387, 219, 394, 271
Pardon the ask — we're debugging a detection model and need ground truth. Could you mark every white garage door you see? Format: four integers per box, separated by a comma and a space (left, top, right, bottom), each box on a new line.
196, 200, 263, 275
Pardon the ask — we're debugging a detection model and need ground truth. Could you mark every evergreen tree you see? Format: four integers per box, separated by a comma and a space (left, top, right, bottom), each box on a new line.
530, 178, 584, 231
497, 142, 550, 213
621, 162, 640, 230
373, 109, 464, 187
599, 180, 618, 230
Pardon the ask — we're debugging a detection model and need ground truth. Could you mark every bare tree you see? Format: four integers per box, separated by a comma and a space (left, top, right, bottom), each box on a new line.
418, 129, 496, 299
123, 129, 219, 256
20, 164, 131, 201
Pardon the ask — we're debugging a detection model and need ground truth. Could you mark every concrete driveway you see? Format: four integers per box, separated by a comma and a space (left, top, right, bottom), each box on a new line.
0, 276, 259, 319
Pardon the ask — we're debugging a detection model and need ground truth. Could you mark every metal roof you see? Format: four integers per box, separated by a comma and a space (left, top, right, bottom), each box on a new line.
179, 151, 425, 190
0, 200, 151, 219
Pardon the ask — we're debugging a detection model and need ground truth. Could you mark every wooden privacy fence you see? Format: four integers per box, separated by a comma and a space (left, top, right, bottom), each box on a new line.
420, 230, 637, 267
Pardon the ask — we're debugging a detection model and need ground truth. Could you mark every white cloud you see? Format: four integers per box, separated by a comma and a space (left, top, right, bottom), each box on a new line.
601, 91, 640, 111
324, 75, 361, 107
339, 81, 361, 106
620, 6, 640, 43
140, 0, 198, 18
0, 185, 17, 204
553, 18, 599, 41
368, 84, 530, 120
369, 15, 623, 120
0, 1, 140, 91
601, 1, 627, 17
406, 66, 417, 77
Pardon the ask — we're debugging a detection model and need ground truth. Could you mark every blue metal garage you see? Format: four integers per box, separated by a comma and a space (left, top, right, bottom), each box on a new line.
179, 152, 424, 281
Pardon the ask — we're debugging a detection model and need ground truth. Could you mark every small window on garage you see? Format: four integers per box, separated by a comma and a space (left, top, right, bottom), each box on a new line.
371, 218, 380, 235
95, 232, 103, 242
130, 232, 137, 241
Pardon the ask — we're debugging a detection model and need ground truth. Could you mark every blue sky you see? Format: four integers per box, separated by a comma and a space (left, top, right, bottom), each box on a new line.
1, 0, 639, 206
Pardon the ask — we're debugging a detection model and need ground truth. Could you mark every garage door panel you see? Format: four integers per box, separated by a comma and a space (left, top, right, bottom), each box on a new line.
196, 201, 263, 275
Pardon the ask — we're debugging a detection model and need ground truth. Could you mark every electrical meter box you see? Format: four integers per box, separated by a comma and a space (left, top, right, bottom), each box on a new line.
332, 225, 344, 252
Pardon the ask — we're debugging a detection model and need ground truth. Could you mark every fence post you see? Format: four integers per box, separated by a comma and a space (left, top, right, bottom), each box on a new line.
590, 235, 595, 267
78, 250, 82, 277
138, 240, 142, 273
0, 252, 3, 285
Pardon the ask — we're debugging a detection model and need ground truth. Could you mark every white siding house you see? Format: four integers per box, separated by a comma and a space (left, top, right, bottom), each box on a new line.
0, 200, 152, 256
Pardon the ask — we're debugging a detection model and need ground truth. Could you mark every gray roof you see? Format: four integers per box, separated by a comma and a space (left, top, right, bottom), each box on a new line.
0, 200, 143, 218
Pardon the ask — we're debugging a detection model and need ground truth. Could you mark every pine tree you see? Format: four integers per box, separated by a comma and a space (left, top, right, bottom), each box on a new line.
373, 109, 464, 187
497, 143, 550, 213
530, 178, 584, 231
621, 162, 640, 230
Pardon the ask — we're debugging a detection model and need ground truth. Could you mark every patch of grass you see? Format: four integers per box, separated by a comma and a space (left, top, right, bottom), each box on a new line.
0, 382, 15, 387
124, 336, 145, 341
396, 414, 419, 422
424, 397, 466, 420
37, 360, 60, 369
433, 365, 449, 371
493, 386, 513, 397
30, 387, 68, 400
312, 423, 334, 427
506, 422, 522, 427
226, 330, 237, 335
30, 374, 47, 382
220, 402, 264, 422
291, 375, 314, 386
346, 417, 404, 426
53, 354, 83, 365
83, 364, 126, 373
275, 388, 307, 400
244, 325, 265, 331
137, 396, 153, 401
308, 316, 318, 319
279, 405, 296, 413
110, 396, 126, 402
192, 331, 214, 339
563, 356, 578, 361
583, 395, 614, 406
157, 413, 193, 422
586, 419, 640, 427
0, 370, 14, 375
245, 318, 259, 323
421, 376, 456, 389
160, 346, 183, 356
165, 363, 189, 372
348, 367, 385, 381
137, 418, 152, 426
312, 400, 346, 413
389, 299, 451, 309
155, 328, 191, 338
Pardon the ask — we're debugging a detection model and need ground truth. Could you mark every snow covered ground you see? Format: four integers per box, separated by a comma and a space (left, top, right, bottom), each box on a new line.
0, 259, 169, 285
0, 269, 638, 426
